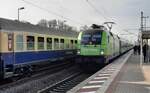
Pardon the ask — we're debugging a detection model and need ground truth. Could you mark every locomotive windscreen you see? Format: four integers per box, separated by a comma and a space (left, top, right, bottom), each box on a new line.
81, 30, 102, 45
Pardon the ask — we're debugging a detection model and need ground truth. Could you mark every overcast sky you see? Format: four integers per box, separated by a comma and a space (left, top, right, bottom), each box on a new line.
0, 0, 150, 42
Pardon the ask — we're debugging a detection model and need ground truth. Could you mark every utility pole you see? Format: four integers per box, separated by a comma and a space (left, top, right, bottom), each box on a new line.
140, 11, 149, 66
143, 16, 149, 31
140, 11, 144, 66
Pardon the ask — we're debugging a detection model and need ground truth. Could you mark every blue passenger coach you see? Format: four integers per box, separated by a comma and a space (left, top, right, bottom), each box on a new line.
0, 18, 78, 79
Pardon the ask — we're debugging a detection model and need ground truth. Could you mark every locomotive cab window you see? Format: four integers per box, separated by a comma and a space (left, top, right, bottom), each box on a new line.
47, 38, 52, 50
92, 33, 101, 44
27, 36, 35, 50
81, 34, 91, 45
38, 37, 44, 50
81, 30, 102, 45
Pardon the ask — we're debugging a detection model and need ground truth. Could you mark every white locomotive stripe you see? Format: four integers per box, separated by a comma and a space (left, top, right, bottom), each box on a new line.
89, 80, 105, 84
82, 85, 102, 89
94, 76, 109, 79
80, 91, 96, 93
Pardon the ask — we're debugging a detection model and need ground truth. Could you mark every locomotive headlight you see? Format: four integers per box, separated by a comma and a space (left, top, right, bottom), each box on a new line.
100, 49, 104, 55
77, 50, 80, 54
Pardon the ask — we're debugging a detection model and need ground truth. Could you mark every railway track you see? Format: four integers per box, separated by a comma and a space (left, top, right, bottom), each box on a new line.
38, 72, 91, 93
0, 61, 74, 90
32, 61, 74, 77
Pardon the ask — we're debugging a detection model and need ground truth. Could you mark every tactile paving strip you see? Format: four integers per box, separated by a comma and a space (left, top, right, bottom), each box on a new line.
77, 67, 115, 93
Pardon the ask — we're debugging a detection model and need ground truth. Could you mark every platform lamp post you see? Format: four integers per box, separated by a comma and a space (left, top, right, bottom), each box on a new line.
18, 7, 25, 21
143, 16, 149, 63
140, 11, 144, 66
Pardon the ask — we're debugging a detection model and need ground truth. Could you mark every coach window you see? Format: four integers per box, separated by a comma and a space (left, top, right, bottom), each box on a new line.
47, 38, 52, 50
16, 34, 24, 51
75, 40, 77, 49
66, 40, 70, 49
70, 40, 73, 49
60, 39, 64, 49
27, 36, 35, 50
38, 37, 44, 50
54, 38, 59, 49
75, 40, 77, 44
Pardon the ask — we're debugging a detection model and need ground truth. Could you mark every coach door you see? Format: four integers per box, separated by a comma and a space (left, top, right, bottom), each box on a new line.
4, 33, 14, 78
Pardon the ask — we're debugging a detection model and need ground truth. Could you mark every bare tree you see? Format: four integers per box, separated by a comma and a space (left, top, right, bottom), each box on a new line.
37, 19, 48, 27
57, 20, 65, 31
80, 25, 89, 31
37, 19, 78, 32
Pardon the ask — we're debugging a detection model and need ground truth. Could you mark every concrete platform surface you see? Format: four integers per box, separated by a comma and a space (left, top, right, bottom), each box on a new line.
68, 51, 150, 93
107, 54, 150, 93
67, 51, 132, 93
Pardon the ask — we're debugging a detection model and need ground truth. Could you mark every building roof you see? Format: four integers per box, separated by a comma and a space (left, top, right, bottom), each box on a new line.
0, 18, 78, 38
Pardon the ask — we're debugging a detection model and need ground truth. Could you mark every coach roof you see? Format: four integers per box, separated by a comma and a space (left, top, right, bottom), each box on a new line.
0, 18, 78, 38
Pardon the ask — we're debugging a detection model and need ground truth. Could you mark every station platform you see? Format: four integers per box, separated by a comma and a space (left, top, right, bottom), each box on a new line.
67, 51, 150, 93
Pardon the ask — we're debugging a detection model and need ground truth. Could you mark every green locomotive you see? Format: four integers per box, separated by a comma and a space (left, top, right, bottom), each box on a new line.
77, 24, 132, 68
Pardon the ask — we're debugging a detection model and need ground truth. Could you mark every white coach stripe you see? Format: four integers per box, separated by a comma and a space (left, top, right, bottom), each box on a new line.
89, 80, 105, 84
82, 85, 102, 89
94, 76, 109, 79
